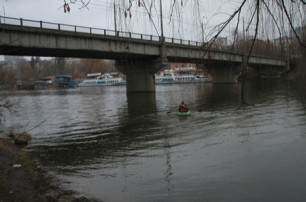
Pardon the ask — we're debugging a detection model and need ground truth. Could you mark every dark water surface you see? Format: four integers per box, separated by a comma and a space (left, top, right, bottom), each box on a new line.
2, 80, 306, 202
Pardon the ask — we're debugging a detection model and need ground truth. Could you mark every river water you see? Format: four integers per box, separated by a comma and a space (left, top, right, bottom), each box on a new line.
1, 80, 306, 202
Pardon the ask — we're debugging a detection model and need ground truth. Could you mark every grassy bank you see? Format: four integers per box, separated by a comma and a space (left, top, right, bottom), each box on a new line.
0, 137, 97, 202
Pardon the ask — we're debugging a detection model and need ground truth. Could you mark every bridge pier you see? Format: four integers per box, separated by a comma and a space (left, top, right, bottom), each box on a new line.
116, 59, 167, 93
254, 65, 287, 79
205, 64, 242, 83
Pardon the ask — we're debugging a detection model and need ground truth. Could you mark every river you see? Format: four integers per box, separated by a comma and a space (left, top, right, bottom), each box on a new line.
1, 80, 306, 202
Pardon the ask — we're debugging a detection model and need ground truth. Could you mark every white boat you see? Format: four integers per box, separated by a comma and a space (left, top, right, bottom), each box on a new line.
78, 73, 126, 87
155, 71, 210, 84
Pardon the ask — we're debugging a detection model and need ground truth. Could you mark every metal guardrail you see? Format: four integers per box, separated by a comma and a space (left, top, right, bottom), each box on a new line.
0, 15, 218, 49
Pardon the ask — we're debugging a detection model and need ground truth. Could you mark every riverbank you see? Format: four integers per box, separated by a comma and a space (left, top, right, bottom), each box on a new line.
0, 137, 97, 202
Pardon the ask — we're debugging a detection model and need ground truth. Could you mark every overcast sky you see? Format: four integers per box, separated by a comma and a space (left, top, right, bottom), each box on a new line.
1, 1, 305, 41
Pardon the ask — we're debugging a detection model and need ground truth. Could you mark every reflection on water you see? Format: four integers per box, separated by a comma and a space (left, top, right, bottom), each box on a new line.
127, 93, 157, 116
2, 80, 306, 202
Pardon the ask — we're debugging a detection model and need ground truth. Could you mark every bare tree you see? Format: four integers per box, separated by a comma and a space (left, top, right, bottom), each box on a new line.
75, 59, 114, 77
60, 0, 305, 107
61, 0, 91, 13
54, 57, 66, 75
61, 1, 305, 48
0, 65, 17, 88
110, 1, 305, 58
117, 0, 305, 107
0, 98, 18, 126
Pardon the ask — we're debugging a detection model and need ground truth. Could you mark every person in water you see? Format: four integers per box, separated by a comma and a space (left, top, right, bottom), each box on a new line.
179, 101, 189, 112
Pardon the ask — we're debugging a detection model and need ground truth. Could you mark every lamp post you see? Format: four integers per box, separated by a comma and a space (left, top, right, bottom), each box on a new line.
201, 16, 207, 44
159, 0, 164, 42
114, 1, 117, 34
201, 21, 204, 43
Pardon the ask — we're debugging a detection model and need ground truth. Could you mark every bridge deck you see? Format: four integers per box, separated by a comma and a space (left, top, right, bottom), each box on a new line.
0, 16, 286, 67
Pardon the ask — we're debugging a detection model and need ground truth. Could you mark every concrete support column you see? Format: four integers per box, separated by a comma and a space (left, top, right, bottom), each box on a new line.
116, 59, 167, 93
125, 66, 155, 92
205, 64, 242, 83
257, 66, 286, 79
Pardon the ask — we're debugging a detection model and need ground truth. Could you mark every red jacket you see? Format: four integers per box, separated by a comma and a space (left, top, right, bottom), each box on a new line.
179, 104, 188, 112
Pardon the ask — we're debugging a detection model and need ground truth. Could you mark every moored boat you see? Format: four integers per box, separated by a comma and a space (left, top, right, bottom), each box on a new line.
155, 71, 210, 84
54, 75, 78, 88
34, 77, 54, 89
78, 73, 126, 87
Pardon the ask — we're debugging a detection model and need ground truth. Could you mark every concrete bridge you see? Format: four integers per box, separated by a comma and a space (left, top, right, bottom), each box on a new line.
0, 16, 287, 92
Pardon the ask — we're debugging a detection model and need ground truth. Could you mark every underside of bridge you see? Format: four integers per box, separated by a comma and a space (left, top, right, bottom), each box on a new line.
249, 64, 289, 79
203, 62, 289, 83
203, 62, 243, 83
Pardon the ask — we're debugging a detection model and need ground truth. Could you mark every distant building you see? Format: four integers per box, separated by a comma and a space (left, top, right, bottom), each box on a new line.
214, 37, 228, 46
65, 58, 80, 64
274, 36, 293, 46
170, 63, 197, 70
160, 63, 209, 77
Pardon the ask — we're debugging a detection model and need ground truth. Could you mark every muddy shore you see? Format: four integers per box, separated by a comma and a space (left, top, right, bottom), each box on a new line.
0, 137, 98, 202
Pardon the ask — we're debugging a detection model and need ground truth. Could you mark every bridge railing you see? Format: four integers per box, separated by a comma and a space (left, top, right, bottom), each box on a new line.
0, 16, 164, 42
0, 15, 214, 47
0, 15, 285, 61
